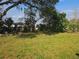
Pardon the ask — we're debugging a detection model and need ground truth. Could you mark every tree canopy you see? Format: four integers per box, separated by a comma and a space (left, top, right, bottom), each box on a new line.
0, 0, 70, 33
0, 0, 59, 18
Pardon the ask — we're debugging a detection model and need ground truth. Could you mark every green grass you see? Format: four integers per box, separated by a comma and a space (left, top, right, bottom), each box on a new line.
0, 33, 79, 59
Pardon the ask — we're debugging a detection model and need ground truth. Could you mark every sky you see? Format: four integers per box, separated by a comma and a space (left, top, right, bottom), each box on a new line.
3, 0, 79, 22
56, 0, 79, 19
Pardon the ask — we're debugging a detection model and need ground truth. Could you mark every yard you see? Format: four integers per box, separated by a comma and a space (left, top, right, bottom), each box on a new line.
0, 33, 79, 59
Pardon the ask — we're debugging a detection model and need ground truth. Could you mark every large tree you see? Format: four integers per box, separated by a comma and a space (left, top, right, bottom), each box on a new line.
0, 0, 68, 33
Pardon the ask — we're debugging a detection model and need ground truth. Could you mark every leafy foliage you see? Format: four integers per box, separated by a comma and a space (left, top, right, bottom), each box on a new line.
68, 19, 79, 32
5, 18, 14, 27
38, 12, 68, 33
0, 0, 73, 33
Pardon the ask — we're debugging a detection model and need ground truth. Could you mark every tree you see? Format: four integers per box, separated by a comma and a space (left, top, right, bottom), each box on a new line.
56, 13, 68, 32
1, 0, 69, 33
5, 18, 13, 27
38, 12, 68, 33
5, 18, 14, 33
23, 6, 36, 32
0, 19, 4, 33
67, 9, 79, 32
68, 19, 79, 32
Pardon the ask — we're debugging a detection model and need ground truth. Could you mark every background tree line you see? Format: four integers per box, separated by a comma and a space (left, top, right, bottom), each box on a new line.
0, 0, 79, 34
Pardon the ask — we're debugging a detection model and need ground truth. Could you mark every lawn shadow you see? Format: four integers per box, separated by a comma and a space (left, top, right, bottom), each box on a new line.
16, 33, 37, 39
42, 31, 60, 35
16, 31, 57, 39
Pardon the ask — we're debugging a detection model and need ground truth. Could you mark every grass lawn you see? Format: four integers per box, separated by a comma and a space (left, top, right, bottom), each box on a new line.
0, 33, 79, 59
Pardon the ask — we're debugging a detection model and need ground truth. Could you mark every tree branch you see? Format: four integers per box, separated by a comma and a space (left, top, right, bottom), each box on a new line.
0, 1, 39, 18
0, 3, 19, 18
0, 1, 11, 5
0, 1, 39, 9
